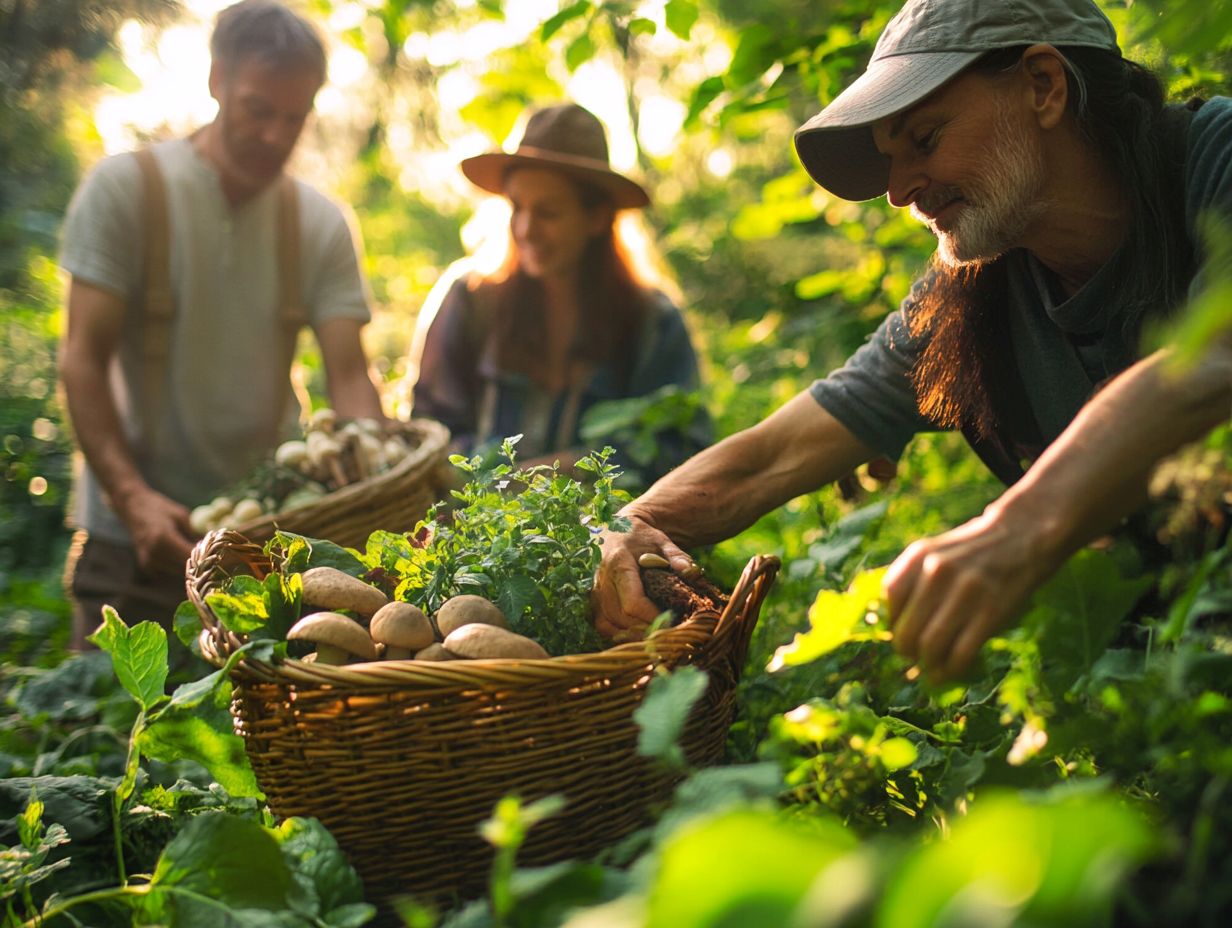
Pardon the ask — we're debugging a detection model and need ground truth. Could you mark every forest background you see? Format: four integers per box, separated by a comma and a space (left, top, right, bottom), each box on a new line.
2, 0, 1232, 926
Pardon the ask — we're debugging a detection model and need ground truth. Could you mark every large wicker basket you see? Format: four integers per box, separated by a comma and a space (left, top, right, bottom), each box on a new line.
187, 529, 779, 905
230, 418, 451, 550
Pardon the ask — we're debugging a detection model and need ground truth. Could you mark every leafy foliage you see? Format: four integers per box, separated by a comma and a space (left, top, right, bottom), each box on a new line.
356, 438, 631, 656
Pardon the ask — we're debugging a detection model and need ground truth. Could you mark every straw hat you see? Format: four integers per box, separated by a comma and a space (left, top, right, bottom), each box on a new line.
793, 0, 1120, 202
461, 103, 650, 210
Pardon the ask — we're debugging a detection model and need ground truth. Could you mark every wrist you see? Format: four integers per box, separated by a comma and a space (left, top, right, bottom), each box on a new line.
983, 481, 1077, 572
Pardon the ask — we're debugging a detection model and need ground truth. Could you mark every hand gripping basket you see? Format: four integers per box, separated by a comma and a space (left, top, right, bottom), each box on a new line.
188, 529, 779, 905
230, 418, 451, 550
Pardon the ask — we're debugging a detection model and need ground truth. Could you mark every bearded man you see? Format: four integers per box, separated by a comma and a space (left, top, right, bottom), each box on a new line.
58, 0, 384, 648
592, 0, 1232, 681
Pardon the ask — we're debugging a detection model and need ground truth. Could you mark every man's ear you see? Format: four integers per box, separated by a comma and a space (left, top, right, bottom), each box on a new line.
207, 60, 226, 104
1020, 44, 1069, 130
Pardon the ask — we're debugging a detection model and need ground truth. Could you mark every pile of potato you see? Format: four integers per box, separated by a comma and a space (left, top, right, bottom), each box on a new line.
190, 409, 416, 534
284, 567, 550, 663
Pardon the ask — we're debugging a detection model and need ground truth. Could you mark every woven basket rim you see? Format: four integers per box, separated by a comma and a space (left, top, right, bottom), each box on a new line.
226, 417, 449, 540
187, 529, 779, 689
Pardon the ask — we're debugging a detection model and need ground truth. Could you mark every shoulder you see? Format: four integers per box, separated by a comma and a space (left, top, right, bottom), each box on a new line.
1185, 97, 1232, 180
289, 177, 349, 222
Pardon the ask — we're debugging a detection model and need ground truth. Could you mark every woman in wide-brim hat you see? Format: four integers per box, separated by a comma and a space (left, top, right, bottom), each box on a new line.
407, 102, 711, 485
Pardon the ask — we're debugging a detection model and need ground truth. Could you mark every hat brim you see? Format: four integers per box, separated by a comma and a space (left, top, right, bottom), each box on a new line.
460, 146, 650, 210
794, 49, 983, 201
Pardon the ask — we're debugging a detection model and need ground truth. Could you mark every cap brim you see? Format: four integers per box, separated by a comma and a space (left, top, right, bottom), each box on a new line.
460, 148, 650, 210
794, 49, 982, 201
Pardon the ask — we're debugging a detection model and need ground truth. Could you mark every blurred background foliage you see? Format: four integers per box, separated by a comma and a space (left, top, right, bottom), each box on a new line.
1, 0, 1228, 654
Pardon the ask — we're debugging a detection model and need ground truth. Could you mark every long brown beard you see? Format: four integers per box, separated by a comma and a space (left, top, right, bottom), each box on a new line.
906, 256, 1011, 441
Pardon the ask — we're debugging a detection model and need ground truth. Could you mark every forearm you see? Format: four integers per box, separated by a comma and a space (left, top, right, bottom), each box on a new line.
624, 391, 873, 548
317, 318, 384, 420
991, 346, 1232, 559
59, 353, 150, 516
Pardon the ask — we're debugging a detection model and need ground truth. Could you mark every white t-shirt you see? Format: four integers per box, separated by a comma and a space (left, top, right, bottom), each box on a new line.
60, 136, 371, 542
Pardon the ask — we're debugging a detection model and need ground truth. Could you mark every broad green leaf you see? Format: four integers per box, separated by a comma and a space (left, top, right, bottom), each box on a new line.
875, 790, 1160, 927
541, 0, 591, 41
139, 713, 260, 798
726, 24, 780, 86
768, 568, 892, 671
648, 809, 856, 928
88, 607, 169, 711
205, 576, 272, 636
634, 666, 710, 771
276, 818, 371, 921
664, 0, 698, 40
1023, 549, 1153, 692
174, 599, 205, 649
566, 32, 597, 72
684, 75, 725, 127
629, 16, 657, 37
148, 813, 306, 915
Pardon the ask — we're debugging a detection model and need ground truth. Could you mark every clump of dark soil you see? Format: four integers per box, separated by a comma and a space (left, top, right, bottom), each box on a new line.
643, 568, 727, 623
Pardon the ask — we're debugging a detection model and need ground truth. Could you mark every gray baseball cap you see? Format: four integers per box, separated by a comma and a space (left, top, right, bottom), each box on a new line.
793, 0, 1121, 202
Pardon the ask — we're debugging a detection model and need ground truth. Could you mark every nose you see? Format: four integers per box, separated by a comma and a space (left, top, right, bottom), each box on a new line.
512, 210, 535, 242
885, 158, 925, 209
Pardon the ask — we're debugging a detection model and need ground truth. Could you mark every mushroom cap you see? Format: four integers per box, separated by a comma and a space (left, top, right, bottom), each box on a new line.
442, 623, 549, 660
300, 566, 389, 616
287, 611, 377, 660
369, 601, 434, 651
435, 594, 508, 638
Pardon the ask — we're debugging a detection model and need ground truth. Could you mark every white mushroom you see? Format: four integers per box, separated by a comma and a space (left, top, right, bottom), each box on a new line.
369, 602, 434, 660
287, 612, 376, 664
435, 595, 508, 638
275, 439, 309, 469
229, 498, 265, 524
299, 566, 389, 616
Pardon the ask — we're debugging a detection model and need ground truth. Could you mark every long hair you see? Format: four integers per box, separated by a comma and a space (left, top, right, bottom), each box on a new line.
909, 45, 1192, 439
470, 176, 672, 390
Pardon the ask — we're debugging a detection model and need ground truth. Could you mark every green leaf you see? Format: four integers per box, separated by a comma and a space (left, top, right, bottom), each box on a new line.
634, 666, 710, 771
768, 568, 893, 671
648, 809, 856, 928
726, 24, 780, 86
148, 814, 306, 915
276, 818, 372, 921
139, 713, 260, 798
566, 32, 597, 71
88, 607, 169, 711
541, 0, 591, 41
629, 16, 657, 37
875, 789, 1160, 927
664, 0, 698, 40
1023, 549, 1153, 693
684, 75, 725, 127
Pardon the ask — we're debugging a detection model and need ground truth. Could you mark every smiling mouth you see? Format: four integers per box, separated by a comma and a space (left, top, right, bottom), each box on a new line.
915, 197, 964, 231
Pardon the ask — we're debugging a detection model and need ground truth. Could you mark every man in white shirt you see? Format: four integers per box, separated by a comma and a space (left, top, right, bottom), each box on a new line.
58, 0, 384, 647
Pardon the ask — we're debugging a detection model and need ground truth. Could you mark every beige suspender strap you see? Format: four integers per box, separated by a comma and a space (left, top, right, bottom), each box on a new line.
133, 148, 174, 461
276, 174, 305, 424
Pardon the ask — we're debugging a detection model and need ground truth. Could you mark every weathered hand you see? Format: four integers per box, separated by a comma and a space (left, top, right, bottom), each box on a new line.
882, 508, 1065, 682
591, 514, 700, 641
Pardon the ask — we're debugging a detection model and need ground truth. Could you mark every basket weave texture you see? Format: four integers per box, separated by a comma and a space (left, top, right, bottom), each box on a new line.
230, 418, 451, 550
188, 529, 779, 904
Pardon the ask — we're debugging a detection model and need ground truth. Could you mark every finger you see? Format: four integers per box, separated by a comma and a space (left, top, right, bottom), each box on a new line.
882, 543, 925, 631
658, 540, 701, 580
914, 579, 979, 680
942, 595, 1024, 681
887, 554, 949, 663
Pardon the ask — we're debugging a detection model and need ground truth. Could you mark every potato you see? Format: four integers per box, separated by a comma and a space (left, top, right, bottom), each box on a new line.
300, 566, 388, 616
413, 643, 456, 661
442, 623, 549, 660
435, 594, 508, 638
